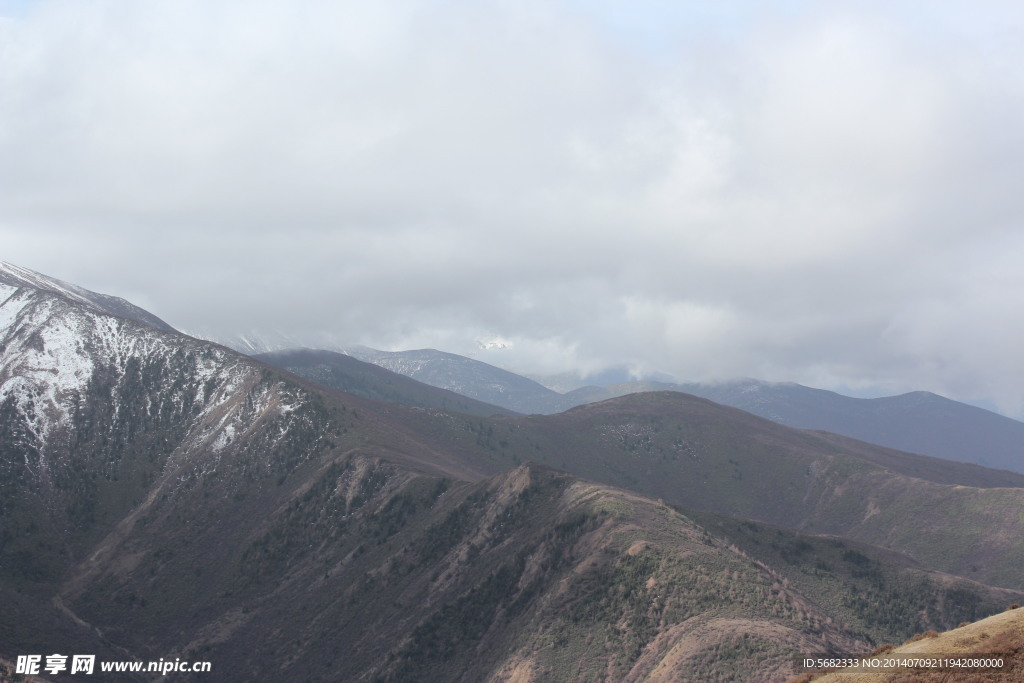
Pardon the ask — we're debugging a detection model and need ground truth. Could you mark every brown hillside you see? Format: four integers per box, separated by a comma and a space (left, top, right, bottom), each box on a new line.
790, 605, 1024, 682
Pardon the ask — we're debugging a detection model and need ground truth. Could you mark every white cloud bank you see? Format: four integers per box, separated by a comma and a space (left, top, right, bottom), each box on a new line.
2, 0, 1024, 416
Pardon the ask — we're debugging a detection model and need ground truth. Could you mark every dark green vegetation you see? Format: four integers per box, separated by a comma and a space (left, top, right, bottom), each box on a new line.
3, 271, 1024, 682
689, 511, 1022, 646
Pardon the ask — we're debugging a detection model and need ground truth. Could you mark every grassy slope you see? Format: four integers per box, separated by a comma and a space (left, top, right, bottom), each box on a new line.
64, 449, 1018, 682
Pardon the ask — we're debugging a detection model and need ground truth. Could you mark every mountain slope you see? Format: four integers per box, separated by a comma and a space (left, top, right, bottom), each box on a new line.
27, 443, 1022, 683
347, 346, 561, 413
392, 391, 1024, 590
691, 510, 1024, 648
54, 460, 874, 682
255, 348, 518, 418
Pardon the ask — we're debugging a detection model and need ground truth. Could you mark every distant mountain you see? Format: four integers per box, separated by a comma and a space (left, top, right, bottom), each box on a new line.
346, 346, 561, 414
679, 380, 1024, 474
549, 379, 1024, 474
202, 336, 566, 415
255, 348, 518, 417
192, 328, 354, 356
350, 349, 1024, 474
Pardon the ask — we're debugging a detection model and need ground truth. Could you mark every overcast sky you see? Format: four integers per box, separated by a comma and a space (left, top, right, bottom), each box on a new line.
3, 0, 1024, 416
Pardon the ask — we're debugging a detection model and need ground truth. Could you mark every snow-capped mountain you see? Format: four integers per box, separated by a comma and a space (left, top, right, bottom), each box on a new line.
0, 263, 343, 570
0, 261, 177, 333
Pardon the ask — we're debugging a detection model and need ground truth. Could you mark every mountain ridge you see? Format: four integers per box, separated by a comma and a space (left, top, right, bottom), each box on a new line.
0, 261, 177, 334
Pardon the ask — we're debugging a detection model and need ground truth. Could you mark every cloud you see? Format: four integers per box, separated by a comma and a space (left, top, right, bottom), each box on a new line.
2, 0, 1024, 416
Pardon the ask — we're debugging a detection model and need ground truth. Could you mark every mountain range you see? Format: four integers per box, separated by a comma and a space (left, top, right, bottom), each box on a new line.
278, 345, 1021, 474
3, 260, 1023, 682
558, 379, 1024, 475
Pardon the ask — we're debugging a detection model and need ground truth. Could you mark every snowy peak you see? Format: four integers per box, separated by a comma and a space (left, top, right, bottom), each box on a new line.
0, 261, 177, 333
0, 267, 326, 504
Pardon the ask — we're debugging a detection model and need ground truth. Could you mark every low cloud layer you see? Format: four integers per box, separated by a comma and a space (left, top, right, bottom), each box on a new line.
3, 0, 1024, 416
